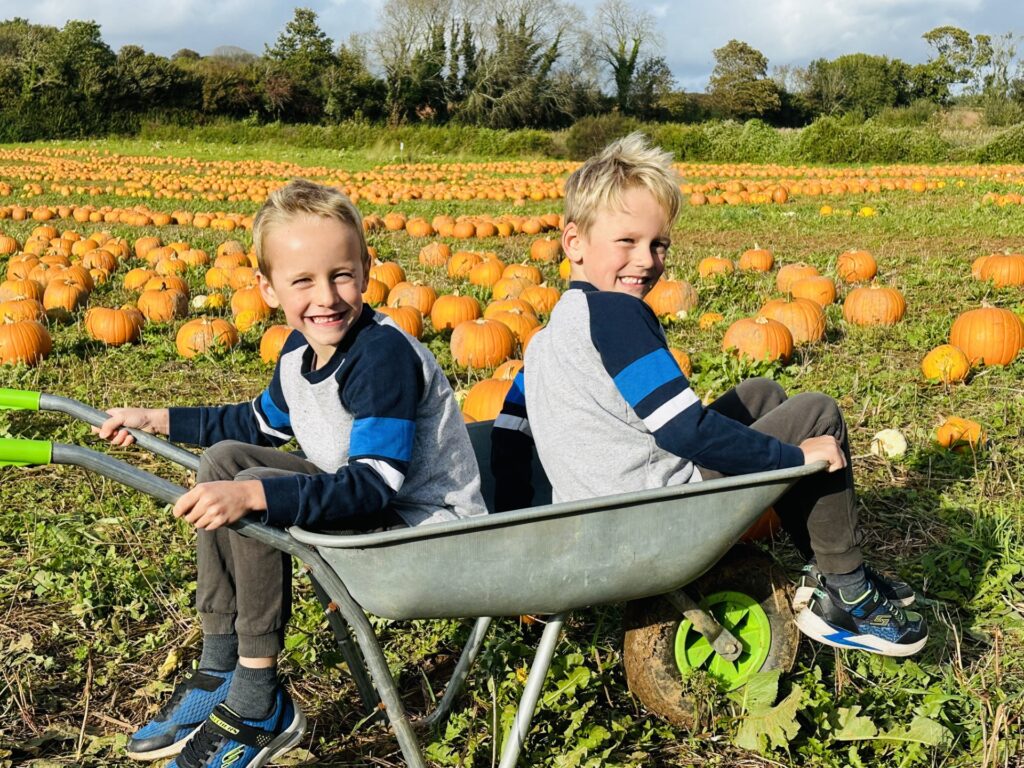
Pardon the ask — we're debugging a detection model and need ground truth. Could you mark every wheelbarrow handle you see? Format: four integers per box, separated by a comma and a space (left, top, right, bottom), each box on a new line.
0, 388, 200, 471
0, 436, 52, 467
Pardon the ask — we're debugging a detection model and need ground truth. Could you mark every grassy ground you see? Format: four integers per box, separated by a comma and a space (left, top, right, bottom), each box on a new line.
1, 141, 1022, 767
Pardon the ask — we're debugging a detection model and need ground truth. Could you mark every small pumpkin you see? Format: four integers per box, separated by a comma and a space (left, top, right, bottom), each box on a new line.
935, 416, 985, 451
377, 305, 424, 338
790, 275, 837, 307
697, 257, 734, 279
837, 250, 877, 283
387, 282, 437, 315
738, 247, 774, 272
175, 317, 240, 359
843, 285, 906, 326
259, 324, 294, 364
462, 378, 514, 422
920, 344, 970, 383
644, 280, 698, 318
758, 297, 826, 344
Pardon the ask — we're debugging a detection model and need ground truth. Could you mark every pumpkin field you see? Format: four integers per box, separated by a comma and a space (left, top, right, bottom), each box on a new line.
0, 137, 1022, 767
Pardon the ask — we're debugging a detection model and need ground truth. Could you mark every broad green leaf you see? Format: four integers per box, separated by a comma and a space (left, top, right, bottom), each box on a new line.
878, 716, 951, 746
728, 668, 780, 711
734, 684, 803, 752
834, 706, 878, 740
542, 665, 591, 706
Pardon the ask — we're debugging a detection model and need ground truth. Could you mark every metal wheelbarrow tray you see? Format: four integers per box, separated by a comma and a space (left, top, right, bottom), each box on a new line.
0, 388, 822, 768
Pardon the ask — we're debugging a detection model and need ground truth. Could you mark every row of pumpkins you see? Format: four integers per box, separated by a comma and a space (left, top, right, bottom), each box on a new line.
2, 226, 1022, 409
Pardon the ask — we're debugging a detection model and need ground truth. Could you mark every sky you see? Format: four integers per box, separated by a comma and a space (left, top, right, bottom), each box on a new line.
11, 0, 1024, 91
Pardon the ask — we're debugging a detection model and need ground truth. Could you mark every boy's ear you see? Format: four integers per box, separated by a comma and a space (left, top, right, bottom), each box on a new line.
562, 221, 584, 265
256, 271, 280, 309
359, 263, 370, 293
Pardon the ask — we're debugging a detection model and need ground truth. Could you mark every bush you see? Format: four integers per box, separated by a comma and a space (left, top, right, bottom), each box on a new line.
646, 123, 712, 160
975, 124, 1024, 162
795, 116, 952, 163
872, 99, 939, 127
565, 114, 639, 160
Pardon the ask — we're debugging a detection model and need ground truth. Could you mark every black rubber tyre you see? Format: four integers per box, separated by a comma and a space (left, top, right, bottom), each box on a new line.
622, 544, 800, 729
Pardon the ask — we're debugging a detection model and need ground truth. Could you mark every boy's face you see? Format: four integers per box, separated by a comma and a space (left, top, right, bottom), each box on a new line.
562, 186, 671, 299
257, 213, 369, 366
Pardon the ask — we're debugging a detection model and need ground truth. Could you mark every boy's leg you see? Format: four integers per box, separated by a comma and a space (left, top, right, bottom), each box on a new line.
705, 377, 788, 426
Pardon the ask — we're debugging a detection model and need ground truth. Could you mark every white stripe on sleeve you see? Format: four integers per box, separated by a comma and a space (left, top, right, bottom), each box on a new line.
251, 402, 292, 441
494, 413, 533, 436
355, 457, 406, 492
642, 387, 701, 432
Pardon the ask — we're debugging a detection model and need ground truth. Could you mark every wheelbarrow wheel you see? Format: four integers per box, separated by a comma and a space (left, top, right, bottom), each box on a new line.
622, 544, 799, 729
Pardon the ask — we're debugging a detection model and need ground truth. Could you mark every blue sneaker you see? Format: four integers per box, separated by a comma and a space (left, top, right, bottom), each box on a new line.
795, 586, 927, 657
127, 666, 232, 761
169, 687, 306, 768
793, 561, 916, 611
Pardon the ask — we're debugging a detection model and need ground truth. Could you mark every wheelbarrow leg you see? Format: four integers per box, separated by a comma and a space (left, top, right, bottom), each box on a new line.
498, 613, 566, 768
306, 571, 381, 718
419, 616, 493, 730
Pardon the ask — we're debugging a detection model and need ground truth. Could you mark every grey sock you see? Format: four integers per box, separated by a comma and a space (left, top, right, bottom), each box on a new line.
824, 565, 870, 605
225, 664, 279, 720
199, 634, 238, 672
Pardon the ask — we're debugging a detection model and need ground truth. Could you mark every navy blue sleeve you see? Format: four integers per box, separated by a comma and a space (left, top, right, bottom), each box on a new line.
588, 293, 804, 475
260, 327, 423, 529
167, 341, 303, 448
490, 370, 535, 512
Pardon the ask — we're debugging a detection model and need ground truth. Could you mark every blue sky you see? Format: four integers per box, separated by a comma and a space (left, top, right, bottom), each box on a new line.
15, 0, 1024, 90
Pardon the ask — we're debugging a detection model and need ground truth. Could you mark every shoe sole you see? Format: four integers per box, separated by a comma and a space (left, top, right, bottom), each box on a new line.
125, 725, 202, 761
252, 704, 308, 768
794, 607, 926, 657
793, 585, 915, 613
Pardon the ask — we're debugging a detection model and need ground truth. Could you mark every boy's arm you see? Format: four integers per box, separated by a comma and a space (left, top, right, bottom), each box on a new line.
491, 370, 535, 511
259, 333, 423, 529
167, 344, 300, 448
590, 294, 804, 475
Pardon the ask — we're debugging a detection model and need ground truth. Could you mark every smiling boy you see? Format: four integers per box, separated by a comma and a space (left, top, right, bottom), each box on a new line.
96, 179, 486, 768
492, 134, 927, 659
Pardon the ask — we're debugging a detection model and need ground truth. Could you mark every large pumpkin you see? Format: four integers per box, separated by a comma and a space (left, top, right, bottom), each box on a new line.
450, 318, 515, 368
722, 316, 794, 363
644, 280, 698, 318
978, 253, 1024, 287
949, 305, 1024, 366
758, 298, 826, 344
0, 319, 51, 366
85, 307, 144, 346
430, 294, 482, 331
462, 378, 514, 422
843, 285, 906, 326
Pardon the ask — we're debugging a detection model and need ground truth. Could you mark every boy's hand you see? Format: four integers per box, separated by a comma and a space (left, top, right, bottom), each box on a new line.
93, 408, 170, 446
173, 480, 267, 531
799, 435, 847, 472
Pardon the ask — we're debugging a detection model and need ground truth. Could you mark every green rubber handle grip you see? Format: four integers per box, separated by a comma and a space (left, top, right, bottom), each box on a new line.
0, 389, 41, 411
0, 437, 52, 467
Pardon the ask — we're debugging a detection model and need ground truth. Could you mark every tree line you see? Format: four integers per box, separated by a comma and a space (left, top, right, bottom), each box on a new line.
1, 2, 1022, 142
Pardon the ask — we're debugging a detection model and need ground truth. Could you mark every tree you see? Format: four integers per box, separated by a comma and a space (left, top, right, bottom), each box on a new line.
265, 7, 336, 119
592, 0, 659, 114
324, 36, 385, 121
629, 55, 674, 119
922, 25, 994, 97
799, 54, 909, 118
707, 40, 780, 119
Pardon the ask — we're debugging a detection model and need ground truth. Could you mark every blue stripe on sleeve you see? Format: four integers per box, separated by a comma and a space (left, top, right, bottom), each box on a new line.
613, 348, 683, 408
349, 416, 416, 462
259, 389, 291, 430
506, 371, 526, 405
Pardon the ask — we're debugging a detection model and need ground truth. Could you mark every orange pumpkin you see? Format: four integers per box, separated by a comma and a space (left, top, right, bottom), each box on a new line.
758, 298, 826, 344
462, 378, 514, 421
697, 257, 734, 279
430, 294, 483, 331
85, 307, 144, 346
259, 324, 294, 364
369, 260, 406, 290
502, 263, 542, 285
0, 319, 51, 366
978, 253, 1024, 287
176, 317, 240, 358
837, 250, 877, 283
469, 259, 506, 287
387, 282, 437, 315
377, 305, 424, 339
362, 278, 389, 307
949, 305, 1024, 366
738, 248, 774, 272
0, 298, 45, 322
529, 238, 561, 262
519, 284, 561, 316
921, 344, 970, 383
722, 316, 793, 363
935, 417, 985, 451
790, 276, 837, 307
137, 289, 188, 323
843, 285, 906, 326
776, 263, 819, 293
418, 241, 451, 267
644, 280, 698, 318
450, 318, 516, 368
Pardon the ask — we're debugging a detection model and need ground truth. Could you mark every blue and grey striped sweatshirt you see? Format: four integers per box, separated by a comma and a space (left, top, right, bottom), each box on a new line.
492, 281, 803, 509
169, 305, 487, 529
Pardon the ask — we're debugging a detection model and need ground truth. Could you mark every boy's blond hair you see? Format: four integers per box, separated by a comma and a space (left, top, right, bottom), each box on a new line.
563, 132, 682, 236
252, 179, 369, 275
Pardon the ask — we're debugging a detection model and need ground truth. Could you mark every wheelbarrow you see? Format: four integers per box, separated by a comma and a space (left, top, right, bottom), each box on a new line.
0, 387, 824, 768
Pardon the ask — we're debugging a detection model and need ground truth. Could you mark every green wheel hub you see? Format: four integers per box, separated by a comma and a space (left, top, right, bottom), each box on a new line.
674, 590, 772, 691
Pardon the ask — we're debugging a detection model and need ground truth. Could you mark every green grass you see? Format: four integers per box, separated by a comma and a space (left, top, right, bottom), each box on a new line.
0, 140, 1022, 767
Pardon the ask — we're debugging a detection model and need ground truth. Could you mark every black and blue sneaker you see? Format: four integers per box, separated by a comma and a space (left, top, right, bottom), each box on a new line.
793, 561, 916, 612
795, 586, 928, 657
126, 666, 232, 761
168, 687, 306, 768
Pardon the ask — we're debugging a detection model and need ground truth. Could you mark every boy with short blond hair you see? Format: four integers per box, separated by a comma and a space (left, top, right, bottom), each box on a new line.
98, 179, 486, 768
493, 133, 926, 657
